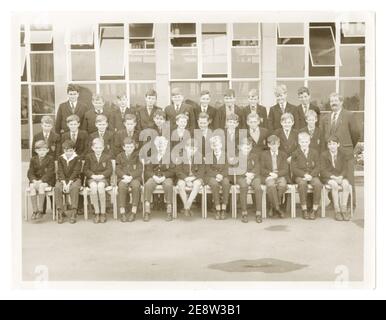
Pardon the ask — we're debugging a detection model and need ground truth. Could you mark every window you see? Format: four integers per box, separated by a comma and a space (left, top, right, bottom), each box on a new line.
275, 81, 304, 106
21, 85, 29, 159
308, 80, 336, 111
277, 46, 305, 77
30, 25, 53, 51
71, 51, 96, 81
129, 50, 156, 80
30, 53, 54, 82
202, 23, 227, 77
70, 25, 94, 49
232, 81, 259, 106
129, 23, 154, 49
170, 82, 200, 103
277, 23, 304, 45
339, 80, 365, 111
100, 83, 127, 109
201, 81, 229, 107
31, 85, 55, 114
341, 22, 365, 44
170, 48, 198, 79
130, 83, 156, 108
340, 45, 365, 77
170, 23, 196, 47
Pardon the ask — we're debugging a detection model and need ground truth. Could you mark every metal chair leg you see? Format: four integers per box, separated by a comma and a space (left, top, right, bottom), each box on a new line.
83, 190, 88, 220
262, 188, 267, 219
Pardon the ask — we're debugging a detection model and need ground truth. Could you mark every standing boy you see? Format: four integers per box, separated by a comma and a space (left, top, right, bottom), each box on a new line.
214, 89, 245, 130
82, 94, 112, 134
32, 115, 60, 158
246, 113, 269, 156
111, 94, 136, 132
242, 89, 268, 129
60, 115, 89, 159
136, 89, 160, 132
88, 114, 114, 156
296, 86, 320, 129
113, 113, 139, 157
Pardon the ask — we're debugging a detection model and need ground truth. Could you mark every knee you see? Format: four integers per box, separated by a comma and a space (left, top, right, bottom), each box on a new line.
177, 181, 186, 190
97, 183, 105, 193
329, 180, 339, 190
193, 179, 202, 188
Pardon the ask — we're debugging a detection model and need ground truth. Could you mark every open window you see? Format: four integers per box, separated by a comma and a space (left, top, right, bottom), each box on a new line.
129, 23, 154, 49
277, 23, 304, 45
70, 25, 94, 49
170, 23, 196, 47
341, 22, 365, 44
30, 25, 53, 51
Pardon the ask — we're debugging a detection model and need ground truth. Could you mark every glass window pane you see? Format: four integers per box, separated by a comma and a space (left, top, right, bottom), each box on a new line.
31, 85, 55, 114
339, 80, 365, 111
276, 81, 304, 105
202, 34, 227, 75
100, 83, 127, 109
308, 80, 336, 111
171, 23, 196, 36
129, 50, 156, 80
309, 26, 336, 67
170, 48, 197, 79
130, 39, 155, 49
21, 85, 29, 159
340, 45, 365, 77
341, 22, 365, 37
170, 82, 200, 104
21, 47, 26, 78
71, 51, 96, 81
278, 23, 304, 38
201, 82, 229, 107
277, 46, 305, 77
70, 25, 94, 49
202, 23, 226, 33
232, 47, 260, 78
30, 54, 54, 82
233, 23, 259, 40
30, 25, 53, 51
232, 81, 260, 106
170, 37, 196, 47
130, 83, 156, 108
100, 26, 124, 77
129, 24, 153, 38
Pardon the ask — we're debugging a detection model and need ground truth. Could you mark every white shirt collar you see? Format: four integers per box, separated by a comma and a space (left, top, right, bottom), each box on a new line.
61, 152, 78, 163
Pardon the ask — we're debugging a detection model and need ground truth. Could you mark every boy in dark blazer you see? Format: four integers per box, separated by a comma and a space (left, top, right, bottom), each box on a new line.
246, 112, 269, 156
82, 94, 113, 134
224, 113, 240, 157
214, 89, 245, 129
32, 115, 60, 159
55, 84, 89, 134
204, 136, 231, 220
165, 87, 196, 131
113, 113, 139, 157
143, 136, 175, 222
260, 135, 289, 218
296, 86, 320, 129
235, 137, 263, 223
243, 88, 268, 129
136, 89, 161, 132
299, 109, 322, 153
274, 112, 299, 161
291, 132, 323, 220
111, 94, 137, 132
320, 135, 351, 221
116, 137, 142, 223
27, 140, 55, 220
61, 115, 89, 159
268, 84, 298, 131
196, 112, 213, 160
54, 140, 82, 224
193, 90, 217, 129
88, 114, 114, 157
83, 138, 113, 224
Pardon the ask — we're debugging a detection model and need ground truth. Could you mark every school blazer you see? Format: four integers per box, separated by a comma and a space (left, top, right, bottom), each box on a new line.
88, 130, 114, 155
235, 152, 261, 178
164, 102, 196, 131
274, 128, 299, 158
113, 129, 140, 157
320, 109, 361, 152
291, 148, 320, 179
203, 153, 229, 178
57, 154, 82, 183
248, 127, 269, 155
176, 162, 204, 180
55, 101, 89, 134
32, 131, 61, 158
81, 109, 113, 134
213, 105, 245, 129
267, 102, 298, 132
83, 152, 113, 179
193, 105, 217, 129
115, 152, 142, 181
136, 105, 161, 132
320, 150, 349, 183
27, 154, 55, 186
61, 130, 89, 159
299, 127, 322, 153
110, 106, 137, 132
296, 104, 320, 129
260, 150, 289, 181
243, 104, 268, 129
145, 156, 175, 181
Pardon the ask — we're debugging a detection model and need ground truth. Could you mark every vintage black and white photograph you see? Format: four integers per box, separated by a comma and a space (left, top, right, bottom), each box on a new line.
12, 10, 375, 288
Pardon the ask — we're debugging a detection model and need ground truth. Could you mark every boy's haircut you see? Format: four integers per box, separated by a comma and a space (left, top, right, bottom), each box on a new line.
122, 137, 135, 147
34, 140, 48, 150
95, 114, 108, 124
66, 114, 80, 123
200, 89, 210, 96
41, 115, 54, 125
298, 131, 311, 141
305, 109, 317, 120
198, 112, 210, 121
298, 86, 310, 96
280, 112, 294, 123
247, 112, 260, 121
116, 94, 127, 100
224, 88, 235, 97
327, 135, 340, 144
274, 84, 287, 96
145, 88, 157, 97
176, 112, 189, 121
62, 139, 75, 150
171, 87, 183, 96
267, 135, 280, 145
226, 113, 239, 122
153, 109, 166, 119
92, 137, 104, 147
248, 88, 258, 97
329, 92, 344, 102
92, 94, 105, 103
124, 113, 137, 122
210, 135, 222, 146
67, 84, 79, 93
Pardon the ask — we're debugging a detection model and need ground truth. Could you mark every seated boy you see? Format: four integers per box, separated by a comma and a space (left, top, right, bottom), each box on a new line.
27, 140, 55, 220
291, 132, 323, 220
143, 136, 175, 222
116, 137, 142, 223
83, 138, 113, 224
32, 115, 60, 159
54, 140, 82, 224
274, 112, 299, 162
299, 110, 322, 153
320, 135, 351, 221
82, 94, 112, 134
204, 136, 231, 220
246, 113, 269, 156
236, 137, 263, 223
113, 113, 139, 157
175, 138, 204, 216
111, 94, 136, 132
260, 135, 289, 218
88, 114, 114, 156
61, 114, 89, 159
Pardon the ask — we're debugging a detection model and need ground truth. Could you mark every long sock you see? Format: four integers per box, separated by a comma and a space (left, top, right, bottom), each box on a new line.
30, 195, 38, 212
38, 194, 45, 212
90, 194, 100, 214
99, 192, 106, 214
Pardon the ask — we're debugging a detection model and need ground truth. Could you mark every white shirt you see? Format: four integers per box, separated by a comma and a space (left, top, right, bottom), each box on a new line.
284, 129, 291, 140
201, 105, 208, 113
279, 102, 287, 112
43, 131, 50, 141
330, 151, 338, 168
302, 148, 309, 158
331, 109, 342, 124
250, 128, 260, 142
302, 104, 310, 115
70, 131, 78, 142
69, 101, 77, 110
214, 152, 222, 162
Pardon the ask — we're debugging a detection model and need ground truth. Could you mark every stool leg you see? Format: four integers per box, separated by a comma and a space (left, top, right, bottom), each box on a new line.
291, 187, 296, 218
201, 189, 205, 219
203, 187, 207, 219
321, 187, 326, 218
112, 188, 118, 220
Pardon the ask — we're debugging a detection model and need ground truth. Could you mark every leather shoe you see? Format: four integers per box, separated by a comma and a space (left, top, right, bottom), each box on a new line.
100, 214, 107, 223
277, 208, 286, 219
120, 213, 127, 223
302, 209, 309, 220
220, 210, 226, 220
166, 213, 173, 222
57, 210, 64, 224
215, 211, 221, 220
309, 210, 317, 220
93, 214, 100, 224
241, 214, 248, 223
143, 213, 150, 222
335, 212, 343, 221
69, 210, 77, 224
128, 213, 136, 222
342, 210, 351, 221
256, 215, 262, 223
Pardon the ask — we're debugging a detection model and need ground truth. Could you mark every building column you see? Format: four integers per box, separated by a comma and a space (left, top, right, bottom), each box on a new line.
155, 23, 169, 108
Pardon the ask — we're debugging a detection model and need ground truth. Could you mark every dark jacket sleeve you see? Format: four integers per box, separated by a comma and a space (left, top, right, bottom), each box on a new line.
101, 157, 113, 178
41, 157, 55, 184
320, 152, 333, 181
291, 152, 306, 178
277, 154, 289, 178
176, 165, 188, 180
310, 151, 321, 177
260, 153, 271, 178
57, 159, 65, 181
164, 164, 176, 179
83, 155, 94, 178
115, 154, 125, 179
69, 158, 82, 181
27, 158, 37, 182
131, 159, 143, 180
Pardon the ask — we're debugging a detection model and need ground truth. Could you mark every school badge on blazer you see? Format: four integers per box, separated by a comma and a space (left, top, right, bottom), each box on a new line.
102, 162, 106, 168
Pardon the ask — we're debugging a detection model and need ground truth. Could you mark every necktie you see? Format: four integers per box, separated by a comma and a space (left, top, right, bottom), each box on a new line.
70, 102, 75, 113
332, 153, 337, 168
272, 152, 278, 172
44, 133, 48, 142
148, 108, 152, 116
303, 150, 308, 158
175, 105, 180, 112
71, 132, 76, 142
331, 112, 339, 134
280, 104, 285, 113
285, 130, 289, 139
303, 106, 308, 116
